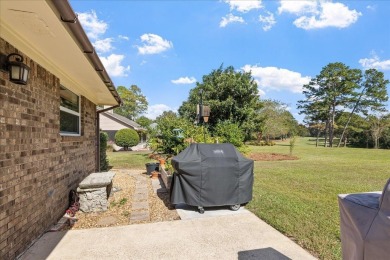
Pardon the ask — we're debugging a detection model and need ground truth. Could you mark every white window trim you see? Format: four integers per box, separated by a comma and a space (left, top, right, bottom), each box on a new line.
60, 89, 81, 136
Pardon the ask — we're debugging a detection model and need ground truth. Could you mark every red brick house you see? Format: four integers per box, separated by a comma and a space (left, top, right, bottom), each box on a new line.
0, 1, 121, 258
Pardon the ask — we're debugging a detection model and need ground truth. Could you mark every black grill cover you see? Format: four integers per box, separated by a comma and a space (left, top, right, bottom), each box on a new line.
170, 143, 254, 207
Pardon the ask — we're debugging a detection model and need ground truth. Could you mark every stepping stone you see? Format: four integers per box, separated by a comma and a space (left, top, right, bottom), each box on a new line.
133, 192, 148, 201
134, 188, 148, 195
131, 201, 149, 211
130, 210, 150, 223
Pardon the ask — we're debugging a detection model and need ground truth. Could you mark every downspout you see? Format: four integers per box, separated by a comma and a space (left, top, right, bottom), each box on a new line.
96, 105, 120, 172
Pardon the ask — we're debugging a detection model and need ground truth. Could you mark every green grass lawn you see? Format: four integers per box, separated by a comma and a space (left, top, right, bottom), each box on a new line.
106, 140, 390, 259
107, 150, 155, 169
246, 137, 389, 259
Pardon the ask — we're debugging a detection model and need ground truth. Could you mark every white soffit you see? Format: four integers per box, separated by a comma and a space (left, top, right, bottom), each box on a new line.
0, 0, 118, 105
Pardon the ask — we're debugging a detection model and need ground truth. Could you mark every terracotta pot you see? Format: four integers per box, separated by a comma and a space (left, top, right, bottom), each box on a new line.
158, 158, 166, 165
151, 171, 160, 179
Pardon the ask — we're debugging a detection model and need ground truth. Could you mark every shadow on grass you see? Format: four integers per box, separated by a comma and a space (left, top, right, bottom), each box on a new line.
275, 144, 292, 147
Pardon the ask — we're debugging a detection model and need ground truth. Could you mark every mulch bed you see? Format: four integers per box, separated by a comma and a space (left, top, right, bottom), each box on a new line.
248, 153, 298, 161
68, 170, 179, 230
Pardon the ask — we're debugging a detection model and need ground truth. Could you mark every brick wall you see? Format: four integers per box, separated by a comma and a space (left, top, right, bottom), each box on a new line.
0, 38, 97, 259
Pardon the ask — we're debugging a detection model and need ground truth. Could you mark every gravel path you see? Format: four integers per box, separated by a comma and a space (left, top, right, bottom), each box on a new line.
70, 169, 179, 230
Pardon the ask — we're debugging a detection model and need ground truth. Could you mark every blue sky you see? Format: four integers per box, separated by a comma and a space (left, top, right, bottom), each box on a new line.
70, 0, 390, 122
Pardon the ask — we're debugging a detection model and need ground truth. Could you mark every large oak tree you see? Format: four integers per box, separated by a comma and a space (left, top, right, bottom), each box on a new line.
178, 65, 261, 137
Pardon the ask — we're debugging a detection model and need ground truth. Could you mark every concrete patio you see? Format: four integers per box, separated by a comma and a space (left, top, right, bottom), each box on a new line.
19, 209, 316, 260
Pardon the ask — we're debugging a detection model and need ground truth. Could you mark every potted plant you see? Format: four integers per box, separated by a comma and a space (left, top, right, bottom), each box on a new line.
158, 157, 166, 168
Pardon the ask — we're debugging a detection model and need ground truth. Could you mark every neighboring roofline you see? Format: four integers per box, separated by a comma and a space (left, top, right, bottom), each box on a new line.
48, 0, 122, 105
101, 111, 146, 131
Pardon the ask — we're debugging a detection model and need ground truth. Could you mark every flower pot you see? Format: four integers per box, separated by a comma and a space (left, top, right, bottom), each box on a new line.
151, 171, 160, 179
145, 163, 159, 175
158, 159, 166, 168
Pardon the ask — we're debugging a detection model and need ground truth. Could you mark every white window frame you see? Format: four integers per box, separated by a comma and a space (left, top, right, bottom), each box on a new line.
60, 86, 81, 136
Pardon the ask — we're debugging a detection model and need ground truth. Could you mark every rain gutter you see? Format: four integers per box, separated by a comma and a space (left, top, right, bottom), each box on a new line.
48, 0, 122, 106
48, 0, 123, 171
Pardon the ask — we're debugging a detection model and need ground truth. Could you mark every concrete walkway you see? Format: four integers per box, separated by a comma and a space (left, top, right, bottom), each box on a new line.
19, 172, 316, 259
20, 210, 316, 260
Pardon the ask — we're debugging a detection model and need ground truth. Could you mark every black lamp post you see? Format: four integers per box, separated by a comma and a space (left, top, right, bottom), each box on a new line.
0, 53, 30, 85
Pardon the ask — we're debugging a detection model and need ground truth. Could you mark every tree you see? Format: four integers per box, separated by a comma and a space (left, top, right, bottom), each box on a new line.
257, 100, 298, 142
114, 85, 148, 119
380, 123, 390, 149
298, 62, 361, 147
149, 111, 213, 155
368, 114, 390, 149
297, 124, 310, 137
299, 103, 329, 147
149, 111, 187, 154
136, 116, 153, 129
178, 65, 261, 137
335, 112, 367, 147
338, 69, 389, 147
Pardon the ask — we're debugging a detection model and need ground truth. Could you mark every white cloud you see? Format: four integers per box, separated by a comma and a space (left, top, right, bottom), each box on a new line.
366, 5, 376, 11
259, 12, 276, 31
359, 54, 390, 70
278, 0, 317, 15
77, 10, 108, 40
137, 34, 173, 55
224, 0, 263, 13
145, 104, 176, 119
291, 2, 361, 30
171, 77, 197, 84
94, 38, 114, 53
220, 13, 245, 27
77, 11, 131, 78
100, 54, 130, 77
242, 64, 311, 93
118, 35, 129, 40
257, 88, 266, 97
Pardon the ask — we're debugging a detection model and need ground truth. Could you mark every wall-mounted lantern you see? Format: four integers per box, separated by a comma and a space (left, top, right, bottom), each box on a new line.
0, 53, 30, 85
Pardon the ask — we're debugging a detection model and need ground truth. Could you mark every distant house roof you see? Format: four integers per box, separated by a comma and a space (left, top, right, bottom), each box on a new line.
101, 111, 145, 131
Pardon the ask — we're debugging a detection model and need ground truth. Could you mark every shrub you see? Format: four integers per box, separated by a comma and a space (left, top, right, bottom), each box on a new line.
115, 128, 139, 150
247, 140, 275, 146
214, 121, 244, 147
237, 145, 250, 155
100, 131, 109, 171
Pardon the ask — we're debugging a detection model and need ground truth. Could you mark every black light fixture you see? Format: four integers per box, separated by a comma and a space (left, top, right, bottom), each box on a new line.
0, 53, 30, 85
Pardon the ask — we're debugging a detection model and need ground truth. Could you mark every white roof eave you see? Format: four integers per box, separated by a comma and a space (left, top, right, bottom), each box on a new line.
0, 0, 119, 106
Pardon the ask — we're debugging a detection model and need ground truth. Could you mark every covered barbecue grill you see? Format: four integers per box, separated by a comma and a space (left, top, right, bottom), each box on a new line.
170, 143, 254, 213
338, 178, 390, 259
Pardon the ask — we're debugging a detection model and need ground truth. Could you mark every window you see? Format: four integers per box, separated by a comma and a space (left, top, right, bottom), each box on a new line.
60, 85, 80, 135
